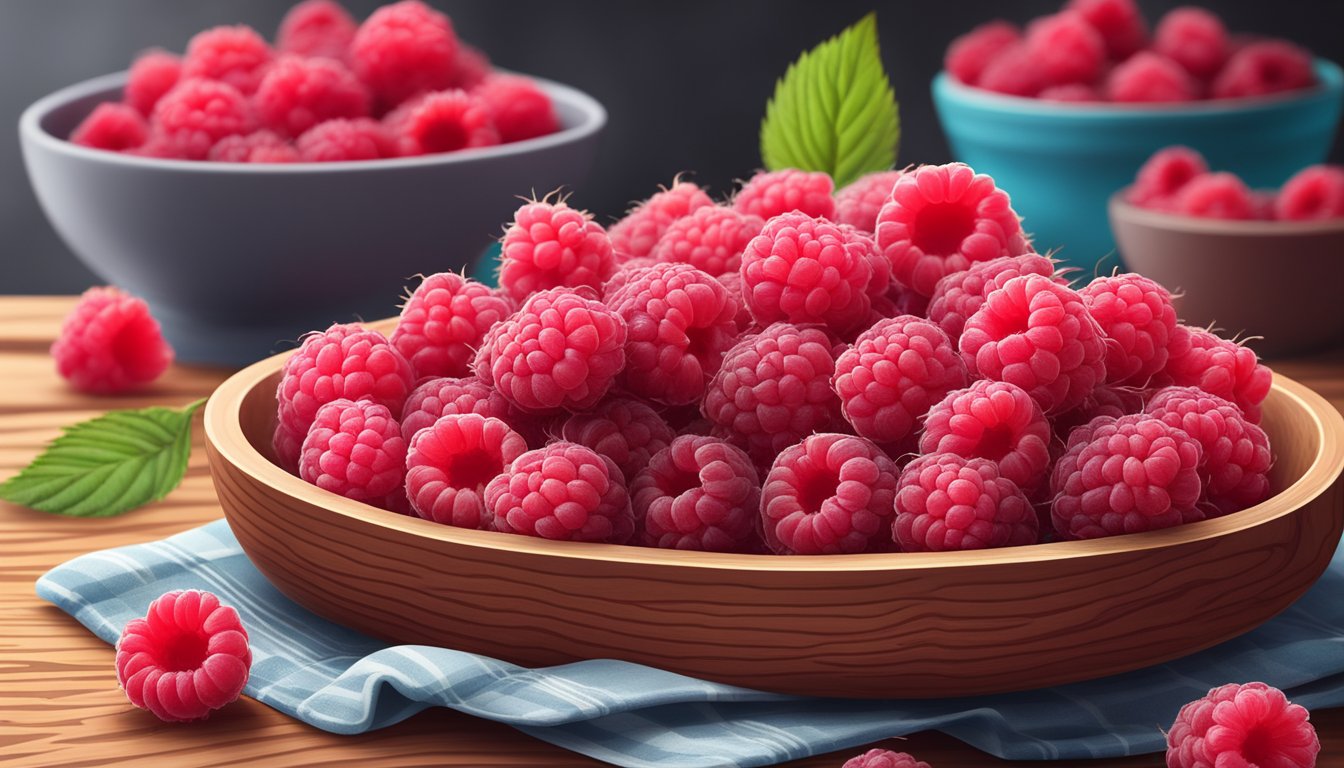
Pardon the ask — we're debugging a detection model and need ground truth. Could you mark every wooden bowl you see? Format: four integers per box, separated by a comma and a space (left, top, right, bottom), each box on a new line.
204, 321, 1344, 699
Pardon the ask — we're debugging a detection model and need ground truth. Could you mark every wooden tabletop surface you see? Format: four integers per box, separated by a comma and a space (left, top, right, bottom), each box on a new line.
3, 295, 1342, 768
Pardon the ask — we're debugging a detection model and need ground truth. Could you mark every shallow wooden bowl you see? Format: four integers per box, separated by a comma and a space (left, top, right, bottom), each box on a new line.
204, 322, 1344, 699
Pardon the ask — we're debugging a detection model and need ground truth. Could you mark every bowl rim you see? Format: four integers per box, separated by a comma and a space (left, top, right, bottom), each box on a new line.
18, 69, 607, 173
204, 329, 1344, 573
1109, 191, 1344, 235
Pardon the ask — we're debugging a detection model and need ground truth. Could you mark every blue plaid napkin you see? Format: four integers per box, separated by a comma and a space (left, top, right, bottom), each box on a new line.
36, 519, 1344, 768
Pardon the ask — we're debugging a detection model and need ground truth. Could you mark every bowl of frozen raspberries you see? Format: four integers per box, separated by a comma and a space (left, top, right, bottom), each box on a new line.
19, 0, 605, 365
203, 162, 1344, 699
931, 0, 1343, 272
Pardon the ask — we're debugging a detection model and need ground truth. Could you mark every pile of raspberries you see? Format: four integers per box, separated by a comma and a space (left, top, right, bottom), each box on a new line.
66, 0, 558, 162
1127, 147, 1344, 221
274, 162, 1275, 554
945, 0, 1318, 103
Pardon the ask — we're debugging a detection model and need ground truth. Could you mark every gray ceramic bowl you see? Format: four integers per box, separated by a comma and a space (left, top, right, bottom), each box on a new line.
1110, 193, 1344, 358
19, 71, 606, 365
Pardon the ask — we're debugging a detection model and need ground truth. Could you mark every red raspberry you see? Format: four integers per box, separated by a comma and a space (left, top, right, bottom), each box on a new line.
124, 50, 181, 117
299, 398, 407, 510
473, 287, 626, 413
253, 55, 370, 138
945, 21, 1020, 87
1164, 326, 1271, 423
152, 79, 256, 160
1146, 386, 1272, 516
1051, 414, 1203, 539
51, 286, 172, 394
406, 413, 526, 528
400, 375, 510, 442
115, 590, 250, 723
181, 25, 273, 96
1153, 7, 1229, 81
1166, 682, 1319, 768
978, 44, 1047, 97
832, 315, 968, 447
1127, 146, 1208, 208
715, 270, 754, 331
1038, 83, 1100, 101
761, 433, 898, 555
277, 0, 358, 61
207, 130, 300, 163
296, 117, 396, 161
876, 163, 1030, 298
1106, 52, 1198, 103
1079, 273, 1177, 386
834, 170, 905, 234
125, 133, 187, 160
632, 435, 760, 552
1213, 40, 1315, 100
740, 211, 873, 333
1025, 11, 1106, 87
350, 0, 458, 108
392, 89, 499, 155
731, 169, 836, 221
449, 44, 491, 90
1176, 172, 1255, 219
601, 257, 659, 300
848, 226, 893, 303
926, 252, 1057, 340
895, 452, 1038, 552
608, 181, 715, 259
392, 271, 513, 379
1251, 190, 1278, 220
649, 205, 764, 277
1052, 382, 1146, 441
70, 103, 148, 152
702, 323, 843, 468
1066, 0, 1148, 60
499, 200, 615, 301
1276, 164, 1344, 221
559, 398, 675, 482
961, 275, 1107, 415
485, 442, 633, 543
920, 380, 1051, 492
841, 749, 931, 768
472, 75, 558, 143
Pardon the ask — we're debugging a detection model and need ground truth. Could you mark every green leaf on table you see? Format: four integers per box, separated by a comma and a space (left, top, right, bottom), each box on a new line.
0, 398, 206, 517
759, 12, 901, 189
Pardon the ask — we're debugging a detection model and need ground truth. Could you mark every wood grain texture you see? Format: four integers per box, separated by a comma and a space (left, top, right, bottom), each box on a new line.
4, 297, 1344, 767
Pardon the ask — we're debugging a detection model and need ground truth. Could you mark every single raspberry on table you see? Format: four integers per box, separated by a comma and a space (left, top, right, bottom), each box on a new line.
945, 21, 1020, 87
1276, 165, 1344, 221
277, 0, 358, 61
1176, 172, 1255, 219
449, 44, 491, 90
740, 211, 873, 333
1025, 11, 1106, 87
920, 379, 1052, 493
349, 0, 458, 108
390, 89, 499, 155
1145, 386, 1272, 516
894, 452, 1038, 552
632, 435, 760, 552
834, 170, 905, 234
731, 169, 836, 221
608, 181, 716, 259
70, 103, 148, 152
1127, 146, 1208, 208
1106, 52, 1198, 103
978, 43, 1047, 97
559, 397, 675, 483
875, 162, 1030, 298
152, 78, 257, 160
124, 50, 181, 117
926, 252, 1057, 341
1066, 0, 1148, 60
650, 205, 764, 278
253, 55, 370, 138
841, 749, 931, 768
472, 75, 558, 143
207, 130, 299, 163
406, 413, 527, 528
181, 25, 274, 96
115, 590, 251, 723
392, 271, 513, 379
1166, 682, 1319, 768
761, 433, 898, 555
51, 286, 173, 394
296, 117, 396, 161
1079, 273, 1178, 386
499, 199, 615, 301
1153, 7, 1229, 81
1212, 40, 1315, 100
299, 398, 407, 510
485, 441, 634, 543
1164, 326, 1272, 423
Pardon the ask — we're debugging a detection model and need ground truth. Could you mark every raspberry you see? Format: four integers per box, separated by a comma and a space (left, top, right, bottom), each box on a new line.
1276, 164, 1344, 221
732, 169, 836, 221
650, 205, 764, 277
1051, 414, 1204, 539
834, 170, 905, 234
920, 380, 1051, 492
392, 271, 513, 379
253, 55, 370, 138
1212, 40, 1315, 100
350, 0, 458, 108
1127, 146, 1208, 208
1166, 682, 1320, 768
1066, 0, 1148, 59
124, 50, 181, 117
296, 117, 396, 161
400, 375, 509, 442
632, 435, 760, 551
559, 398, 675, 482
449, 44, 491, 90
1176, 172, 1255, 219
740, 211, 873, 333
926, 252, 1057, 341
895, 452, 1038, 552
702, 323, 843, 467
207, 130, 300, 163
1153, 7, 1229, 81
608, 181, 716, 259
841, 749, 931, 768
406, 413, 526, 528
393, 89, 499, 155
601, 257, 659, 300
181, 25, 273, 96
876, 163, 1030, 298
273, 323, 415, 471
70, 103, 148, 152
761, 433, 898, 555
125, 133, 187, 160
945, 21, 1020, 86
1106, 52, 1198, 103
715, 270, 754, 331
832, 315, 968, 446
1038, 83, 1100, 101
499, 200, 615, 301
115, 590, 250, 723
978, 44, 1047, 97
472, 75, 558, 143
51, 286, 172, 394
485, 442, 633, 543
152, 79, 256, 160
473, 287, 626, 413
848, 226, 893, 302
1079, 273, 1177, 386
961, 275, 1107, 415
1146, 386, 1272, 516
1164, 326, 1271, 423
1051, 383, 1146, 442
277, 0, 357, 61
299, 398, 407, 509
1025, 11, 1106, 87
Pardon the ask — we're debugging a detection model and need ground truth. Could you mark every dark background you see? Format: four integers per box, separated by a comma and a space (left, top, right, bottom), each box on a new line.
3, 0, 1342, 294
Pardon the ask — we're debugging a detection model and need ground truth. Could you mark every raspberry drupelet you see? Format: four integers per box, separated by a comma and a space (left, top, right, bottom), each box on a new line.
1176, 172, 1255, 219
740, 211, 873, 334
920, 379, 1052, 493
392, 271, 513, 379
731, 169, 836, 221
1153, 7, 1229, 81
926, 252, 1058, 341
1166, 682, 1319, 768
1106, 52, 1198, 103
649, 205, 764, 278
253, 55, 370, 138
1079, 273, 1178, 387
152, 79, 256, 160
1025, 11, 1106, 87
124, 50, 182, 117
1163, 326, 1272, 422
1276, 165, 1344, 221
1145, 386, 1272, 516
472, 74, 559, 143
1066, 0, 1148, 60
761, 433, 899, 555
400, 375, 510, 443
181, 25, 274, 96
1126, 146, 1208, 208
485, 441, 634, 543
841, 749, 931, 768
608, 181, 716, 259
945, 21, 1020, 87
558, 397, 675, 483
499, 199, 615, 302
406, 413, 527, 528
51, 286, 173, 394
392, 89, 499, 155
1212, 41, 1315, 100
70, 103, 148, 152
632, 435, 761, 552
299, 398, 407, 510
894, 452, 1038, 552
349, 0, 458, 108
207, 131, 300, 163
296, 117, 396, 161
277, 0, 358, 61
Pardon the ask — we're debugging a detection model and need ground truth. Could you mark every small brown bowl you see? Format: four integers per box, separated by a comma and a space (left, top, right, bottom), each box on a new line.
203, 319, 1344, 699
1110, 193, 1344, 358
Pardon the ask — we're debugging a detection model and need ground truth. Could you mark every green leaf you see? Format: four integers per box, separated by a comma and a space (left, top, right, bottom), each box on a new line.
0, 399, 206, 517
759, 12, 901, 189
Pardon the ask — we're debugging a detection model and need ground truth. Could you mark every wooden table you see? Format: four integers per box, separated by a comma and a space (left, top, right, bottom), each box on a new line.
2, 295, 1342, 768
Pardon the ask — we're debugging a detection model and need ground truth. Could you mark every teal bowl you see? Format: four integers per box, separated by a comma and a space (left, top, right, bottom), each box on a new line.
931, 59, 1344, 274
